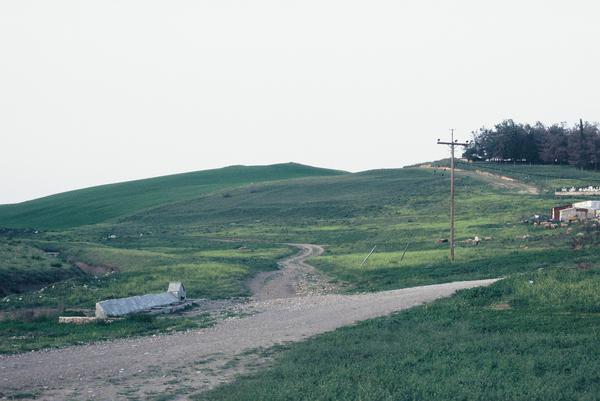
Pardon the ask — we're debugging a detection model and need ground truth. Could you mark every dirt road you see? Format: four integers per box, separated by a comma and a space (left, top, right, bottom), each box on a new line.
419, 164, 539, 194
0, 245, 498, 401
248, 244, 336, 300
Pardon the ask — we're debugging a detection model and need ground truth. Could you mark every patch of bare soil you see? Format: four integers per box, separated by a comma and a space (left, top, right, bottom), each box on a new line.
576, 262, 593, 270
74, 261, 118, 275
0, 245, 499, 401
471, 169, 539, 194
491, 303, 512, 311
0, 307, 59, 322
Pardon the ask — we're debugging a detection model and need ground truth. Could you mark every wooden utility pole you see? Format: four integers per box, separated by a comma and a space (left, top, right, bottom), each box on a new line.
579, 118, 585, 170
437, 130, 470, 262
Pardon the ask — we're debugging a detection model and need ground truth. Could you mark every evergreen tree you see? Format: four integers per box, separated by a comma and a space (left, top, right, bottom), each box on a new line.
463, 119, 600, 169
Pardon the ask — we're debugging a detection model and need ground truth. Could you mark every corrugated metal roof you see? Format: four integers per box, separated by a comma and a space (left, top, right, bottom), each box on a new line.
96, 292, 179, 317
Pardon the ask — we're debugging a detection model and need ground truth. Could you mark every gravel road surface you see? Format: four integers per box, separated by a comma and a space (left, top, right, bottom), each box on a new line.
0, 245, 498, 401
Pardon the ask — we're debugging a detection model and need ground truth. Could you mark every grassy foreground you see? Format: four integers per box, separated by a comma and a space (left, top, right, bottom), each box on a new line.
197, 269, 600, 401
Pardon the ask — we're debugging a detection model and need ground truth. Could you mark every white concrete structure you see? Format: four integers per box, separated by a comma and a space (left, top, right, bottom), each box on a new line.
95, 282, 186, 319
559, 207, 589, 222
168, 282, 186, 301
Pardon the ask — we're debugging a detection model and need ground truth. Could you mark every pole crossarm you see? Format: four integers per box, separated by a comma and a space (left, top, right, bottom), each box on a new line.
437, 141, 470, 146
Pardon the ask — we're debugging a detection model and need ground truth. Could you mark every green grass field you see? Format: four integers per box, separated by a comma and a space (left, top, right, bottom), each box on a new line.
0, 162, 345, 229
3, 161, 600, 399
1, 242, 293, 310
197, 270, 600, 401
0, 239, 84, 297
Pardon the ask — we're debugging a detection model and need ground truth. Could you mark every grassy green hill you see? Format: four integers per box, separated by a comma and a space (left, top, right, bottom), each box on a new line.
115, 166, 555, 290
4, 161, 600, 401
3, 164, 558, 313
2, 163, 570, 315
0, 163, 346, 230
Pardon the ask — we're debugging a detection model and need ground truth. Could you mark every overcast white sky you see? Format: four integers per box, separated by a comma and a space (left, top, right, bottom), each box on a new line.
1, 1, 599, 204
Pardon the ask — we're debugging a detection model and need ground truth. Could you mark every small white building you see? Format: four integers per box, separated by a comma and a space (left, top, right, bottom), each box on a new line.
558, 207, 589, 222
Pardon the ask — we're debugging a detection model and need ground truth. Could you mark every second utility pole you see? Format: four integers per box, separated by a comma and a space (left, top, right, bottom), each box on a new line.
437, 130, 470, 262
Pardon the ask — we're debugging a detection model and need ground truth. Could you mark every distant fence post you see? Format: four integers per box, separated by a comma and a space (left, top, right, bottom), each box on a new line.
400, 242, 410, 262
361, 246, 376, 267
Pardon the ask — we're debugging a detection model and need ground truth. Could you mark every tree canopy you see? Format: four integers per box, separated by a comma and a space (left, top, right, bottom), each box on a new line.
463, 120, 600, 169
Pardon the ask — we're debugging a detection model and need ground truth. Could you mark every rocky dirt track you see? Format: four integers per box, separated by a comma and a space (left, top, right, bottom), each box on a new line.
0, 244, 498, 401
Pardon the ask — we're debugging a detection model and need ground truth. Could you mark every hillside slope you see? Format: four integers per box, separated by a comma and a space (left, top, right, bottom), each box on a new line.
0, 163, 346, 229
124, 168, 452, 228
4, 161, 600, 375
6, 163, 600, 401
115, 166, 556, 288
430, 160, 600, 192
122, 166, 541, 237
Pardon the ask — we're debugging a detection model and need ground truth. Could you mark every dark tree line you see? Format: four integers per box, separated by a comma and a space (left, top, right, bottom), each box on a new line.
463, 119, 600, 169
